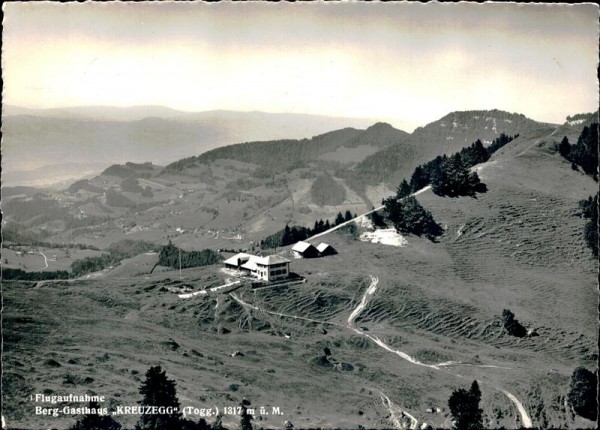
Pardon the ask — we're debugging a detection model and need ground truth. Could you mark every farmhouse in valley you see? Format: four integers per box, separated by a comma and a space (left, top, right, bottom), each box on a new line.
223, 252, 290, 282
316, 242, 337, 257
292, 241, 319, 259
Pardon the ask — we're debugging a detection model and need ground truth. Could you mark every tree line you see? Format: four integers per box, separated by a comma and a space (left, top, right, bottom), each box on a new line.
558, 124, 598, 181
2, 268, 70, 281
579, 193, 598, 256
378, 134, 517, 239
409, 134, 516, 197
158, 241, 222, 269
260, 211, 357, 249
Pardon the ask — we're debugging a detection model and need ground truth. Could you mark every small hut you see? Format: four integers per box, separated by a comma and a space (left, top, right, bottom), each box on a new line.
316, 243, 337, 257
291, 241, 319, 259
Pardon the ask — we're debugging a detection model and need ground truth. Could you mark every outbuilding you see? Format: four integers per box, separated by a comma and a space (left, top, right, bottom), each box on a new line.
316, 243, 337, 257
291, 241, 319, 259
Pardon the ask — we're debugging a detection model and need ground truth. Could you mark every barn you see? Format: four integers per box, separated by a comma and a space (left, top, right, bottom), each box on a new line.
291, 241, 319, 259
316, 243, 337, 257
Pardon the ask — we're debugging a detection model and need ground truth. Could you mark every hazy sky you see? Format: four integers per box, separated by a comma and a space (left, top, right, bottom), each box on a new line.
3, 2, 598, 131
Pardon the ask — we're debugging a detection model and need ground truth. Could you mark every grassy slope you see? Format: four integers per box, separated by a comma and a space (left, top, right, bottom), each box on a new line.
3, 121, 597, 430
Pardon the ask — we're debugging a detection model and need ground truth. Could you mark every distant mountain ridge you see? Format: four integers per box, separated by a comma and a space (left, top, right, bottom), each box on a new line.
164, 121, 410, 175
348, 109, 554, 187
2, 106, 375, 187
3, 105, 376, 125
161, 109, 556, 198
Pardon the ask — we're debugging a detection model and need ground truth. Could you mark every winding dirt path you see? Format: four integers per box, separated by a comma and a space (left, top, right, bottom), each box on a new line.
500, 389, 533, 428
347, 275, 378, 326
219, 274, 533, 429
379, 390, 418, 430
38, 249, 49, 269
347, 275, 533, 429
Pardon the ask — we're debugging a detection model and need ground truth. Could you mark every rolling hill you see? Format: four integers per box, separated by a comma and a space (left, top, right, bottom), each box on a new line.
2, 106, 374, 187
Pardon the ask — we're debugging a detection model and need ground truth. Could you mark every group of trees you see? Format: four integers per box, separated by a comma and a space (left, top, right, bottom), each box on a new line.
2, 268, 70, 281
430, 153, 486, 197
383, 194, 442, 240
261, 211, 357, 249
158, 242, 222, 270
409, 134, 516, 197
121, 177, 154, 197
559, 124, 599, 181
260, 225, 311, 249
378, 134, 520, 239
579, 193, 598, 256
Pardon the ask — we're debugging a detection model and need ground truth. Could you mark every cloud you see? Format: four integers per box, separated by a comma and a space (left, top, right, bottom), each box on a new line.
3, 2, 598, 131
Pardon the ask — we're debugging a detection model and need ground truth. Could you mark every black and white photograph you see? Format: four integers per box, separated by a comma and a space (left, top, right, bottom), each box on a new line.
2, 2, 598, 429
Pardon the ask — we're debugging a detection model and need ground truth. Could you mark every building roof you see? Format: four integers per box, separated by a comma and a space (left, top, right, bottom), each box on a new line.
316, 243, 334, 253
240, 260, 259, 271
261, 255, 290, 265
292, 241, 315, 253
234, 254, 290, 269
223, 252, 253, 266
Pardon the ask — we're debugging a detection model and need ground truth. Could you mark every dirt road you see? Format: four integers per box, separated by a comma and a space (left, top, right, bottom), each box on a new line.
347, 275, 533, 429
347, 275, 378, 326
38, 249, 49, 269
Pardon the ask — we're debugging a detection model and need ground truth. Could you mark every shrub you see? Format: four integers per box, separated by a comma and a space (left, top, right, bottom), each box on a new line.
501, 309, 527, 337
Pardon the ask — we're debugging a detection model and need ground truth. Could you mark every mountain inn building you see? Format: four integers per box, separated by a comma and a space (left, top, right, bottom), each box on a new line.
223, 253, 290, 282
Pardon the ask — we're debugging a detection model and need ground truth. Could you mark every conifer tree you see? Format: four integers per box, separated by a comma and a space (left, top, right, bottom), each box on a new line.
396, 179, 412, 199
282, 224, 292, 246
448, 380, 484, 430
559, 136, 571, 158
240, 400, 253, 430
136, 366, 182, 430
